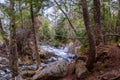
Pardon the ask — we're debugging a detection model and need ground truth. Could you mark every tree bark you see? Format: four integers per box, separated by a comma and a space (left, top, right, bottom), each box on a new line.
9, 0, 18, 77
81, 0, 96, 71
30, 0, 40, 69
115, 0, 120, 42
93, 0, 103, 45
19, 0, 23, 28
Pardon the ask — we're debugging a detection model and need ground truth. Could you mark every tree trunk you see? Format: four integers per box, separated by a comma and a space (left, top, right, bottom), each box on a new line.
115, 0, 120, 42
19, 0, 23, 28
81, 0, 96, 71
30, 0, 40, 69
9, 0, 18, 77
54, 0, 78, 36
93, 0, 103, 45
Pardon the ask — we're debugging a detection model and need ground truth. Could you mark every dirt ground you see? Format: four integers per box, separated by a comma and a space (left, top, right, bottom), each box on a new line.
60, 44, 120, 80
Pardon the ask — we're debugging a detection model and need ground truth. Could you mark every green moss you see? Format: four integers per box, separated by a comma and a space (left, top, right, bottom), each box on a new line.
24, 60, 33, 65
0, 33, 3, 42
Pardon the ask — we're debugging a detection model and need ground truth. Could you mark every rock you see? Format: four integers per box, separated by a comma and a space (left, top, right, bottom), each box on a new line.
39, 48, 55, 59
32, 60, 68, 80
38, 48, 55, 63
0, 64, 7, 69
0, 70, 5, 75
68, 40, 81, 54
19, 64, 36, 71
10, 75, 24, 80
21, 70, 36, 78
0, 57, 9, 65
75, 60, 88, 79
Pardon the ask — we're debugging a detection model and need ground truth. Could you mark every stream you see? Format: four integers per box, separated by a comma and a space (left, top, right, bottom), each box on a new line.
0, 45, 76, 79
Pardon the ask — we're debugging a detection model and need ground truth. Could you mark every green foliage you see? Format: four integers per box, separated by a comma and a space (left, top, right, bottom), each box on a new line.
39, 16, 53, 40
54, 40, 60, 47
80, 40, 89, 53
54, 26, 67, 41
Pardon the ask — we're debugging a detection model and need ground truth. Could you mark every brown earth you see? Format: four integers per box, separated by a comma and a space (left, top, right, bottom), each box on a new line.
60, 44, 120, 80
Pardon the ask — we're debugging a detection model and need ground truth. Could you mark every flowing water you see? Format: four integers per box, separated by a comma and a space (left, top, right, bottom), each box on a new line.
0, 45, 75, 79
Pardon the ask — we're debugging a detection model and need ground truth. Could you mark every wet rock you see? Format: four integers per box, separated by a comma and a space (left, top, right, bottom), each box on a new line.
19, 64, 36, 71
39, 48, 55, 59
38, 48, 55, 63
0, 70, 5, 75
75, 60, 88, 79
0, 64, 7, 69
32, 60, 68, 80
0, 57, 9, 65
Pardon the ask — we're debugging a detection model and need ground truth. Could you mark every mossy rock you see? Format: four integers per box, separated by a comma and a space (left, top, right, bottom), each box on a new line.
24, 60, 34, 65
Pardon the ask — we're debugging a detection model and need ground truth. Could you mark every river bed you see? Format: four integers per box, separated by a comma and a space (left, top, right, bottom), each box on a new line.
0, 45, 76, 79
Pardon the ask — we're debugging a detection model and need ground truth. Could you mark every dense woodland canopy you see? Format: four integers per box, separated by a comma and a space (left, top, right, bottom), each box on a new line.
0, 0, 120, 80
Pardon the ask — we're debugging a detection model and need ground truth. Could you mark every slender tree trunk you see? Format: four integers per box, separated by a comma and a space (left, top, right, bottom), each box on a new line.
19, 0, 23, 28
93, 0, 103, 45
101, 0, 107, 44
54, 0, 77, 36
17, 0, 24, 56
9, 0, 18, 77
115, 0, 120, 42
30, 0, 40, 69
81, 0, 96, 71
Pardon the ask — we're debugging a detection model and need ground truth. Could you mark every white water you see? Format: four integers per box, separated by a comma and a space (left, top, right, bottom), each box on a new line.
40, 45, 75, 62
0, 45, 76, 79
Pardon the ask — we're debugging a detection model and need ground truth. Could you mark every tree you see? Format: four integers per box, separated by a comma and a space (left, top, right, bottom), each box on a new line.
30, 0, 40, 69
54, 0, 77, 36
81, 0, 96, 71
9, 0, 18, 77
93, 0, 103, 45
115, 0, 120, 42
19, 0, 23, 28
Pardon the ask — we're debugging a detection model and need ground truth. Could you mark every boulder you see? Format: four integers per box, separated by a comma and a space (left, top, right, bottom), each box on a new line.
32, 60, 68, 80
39, 48, 55, 59
75, 60, 88, 79
67, 40, 81, 54
38, 48, 55, 63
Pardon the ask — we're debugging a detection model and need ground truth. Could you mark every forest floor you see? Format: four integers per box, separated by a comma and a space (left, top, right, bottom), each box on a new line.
86, 44, 120, 80
60, 44, 120, 80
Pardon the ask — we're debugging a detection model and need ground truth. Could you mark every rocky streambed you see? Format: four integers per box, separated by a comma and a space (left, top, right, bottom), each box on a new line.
0, 45, 76, 80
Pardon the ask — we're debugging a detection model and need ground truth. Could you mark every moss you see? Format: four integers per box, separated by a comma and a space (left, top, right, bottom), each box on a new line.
0, 33, 3, 42
39, 74, 44, 78
24, 60, 33, 65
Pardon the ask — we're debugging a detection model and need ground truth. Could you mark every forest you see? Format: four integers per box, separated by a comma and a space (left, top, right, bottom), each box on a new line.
0, 0, 120, 80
